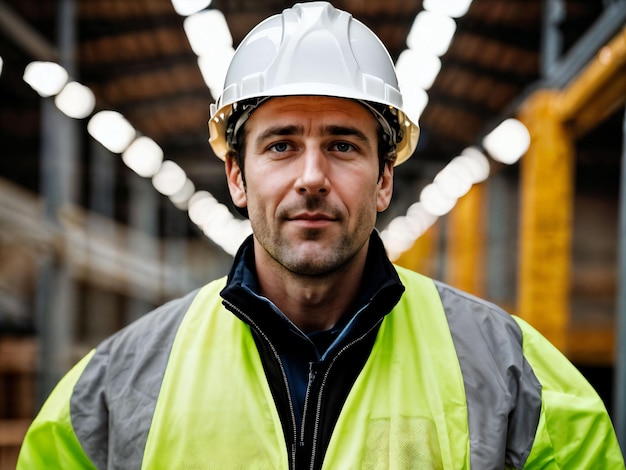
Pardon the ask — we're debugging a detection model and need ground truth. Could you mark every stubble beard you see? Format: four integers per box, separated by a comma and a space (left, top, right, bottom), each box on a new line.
268, 229, 359, 277
252, 196, 372, 278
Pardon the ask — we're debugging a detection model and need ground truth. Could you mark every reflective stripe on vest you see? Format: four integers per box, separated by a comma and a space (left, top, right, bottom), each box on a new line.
142, 267, 470, 469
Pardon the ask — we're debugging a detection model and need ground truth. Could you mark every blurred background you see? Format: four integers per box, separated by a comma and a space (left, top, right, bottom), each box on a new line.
0, 0, 625, 466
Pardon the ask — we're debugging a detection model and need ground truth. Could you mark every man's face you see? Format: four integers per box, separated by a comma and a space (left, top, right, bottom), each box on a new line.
226, 96, 393, 277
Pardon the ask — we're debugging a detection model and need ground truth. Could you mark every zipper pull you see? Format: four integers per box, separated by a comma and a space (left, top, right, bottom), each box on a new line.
308, 361, 318, 383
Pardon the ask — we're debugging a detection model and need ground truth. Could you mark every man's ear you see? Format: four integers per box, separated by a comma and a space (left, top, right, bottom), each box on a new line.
225, 155, 247, 209
376, 160, 394, 212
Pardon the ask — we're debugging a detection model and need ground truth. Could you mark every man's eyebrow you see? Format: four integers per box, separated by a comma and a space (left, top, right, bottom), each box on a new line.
256, 125, 304, 143
254, 124, 372, 146
322, 125, 370, 143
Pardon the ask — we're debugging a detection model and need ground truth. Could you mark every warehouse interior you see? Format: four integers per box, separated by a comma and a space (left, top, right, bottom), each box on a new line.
0, 0, 625, 466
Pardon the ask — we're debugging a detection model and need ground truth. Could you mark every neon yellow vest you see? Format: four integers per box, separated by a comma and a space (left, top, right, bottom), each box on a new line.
142, 267, 470, 469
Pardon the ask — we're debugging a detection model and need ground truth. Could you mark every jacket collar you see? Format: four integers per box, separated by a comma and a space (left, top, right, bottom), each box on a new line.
220, 231, 405, 351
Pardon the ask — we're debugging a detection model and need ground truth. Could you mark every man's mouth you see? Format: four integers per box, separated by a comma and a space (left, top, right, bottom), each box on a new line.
287, 212, 337, 228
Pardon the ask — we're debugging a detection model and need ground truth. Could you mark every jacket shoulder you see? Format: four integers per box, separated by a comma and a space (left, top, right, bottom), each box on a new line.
103, 287, 201, 355
431, 278, 541, 469
70, 277, 226, 469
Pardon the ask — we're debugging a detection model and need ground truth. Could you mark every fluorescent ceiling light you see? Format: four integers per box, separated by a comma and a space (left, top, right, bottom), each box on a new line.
393, 208, 435, 244
400, 86, 429, 123
171, 0, 212, 16
420, 182, 457, 216
459, 147, 490, 183
396, 49, 442, 90
407, 11, 457, 57
197, 47, 235, 98
87, 110, 136, 153
152, 160, 187, 196
434, 162, 473, 199
382, 217, 419, 253
380, 202, 438, 259
432, 149, 490, 200
23, 61, 68, 97
406, 202, 439, 231
187, 189, 251, 254
188, 190, 216, 226
122, 136, 164, 177
0, 56, 3, 76
423, 0, 473, 18
169, 178, 196, 208
213, 218, 252, 256
54, 81, 96, 119
200, 205, 252, 256
199, 203, 232, 237
183, 9, 232, 56
482, 119, 531, 164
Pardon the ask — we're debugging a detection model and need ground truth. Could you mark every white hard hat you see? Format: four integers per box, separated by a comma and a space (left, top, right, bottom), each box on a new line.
208, 1, 420, 165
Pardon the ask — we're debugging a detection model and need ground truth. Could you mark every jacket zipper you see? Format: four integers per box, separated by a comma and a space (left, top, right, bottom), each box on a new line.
299, 361, 318, 448
307, 319, 384, 470
223, 300, 299, 469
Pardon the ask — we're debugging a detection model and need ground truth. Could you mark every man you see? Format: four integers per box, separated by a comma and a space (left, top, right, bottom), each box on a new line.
18, 2, 624, 469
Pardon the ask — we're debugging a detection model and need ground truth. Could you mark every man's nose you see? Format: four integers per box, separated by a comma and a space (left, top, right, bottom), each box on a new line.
295, 149, 331, 196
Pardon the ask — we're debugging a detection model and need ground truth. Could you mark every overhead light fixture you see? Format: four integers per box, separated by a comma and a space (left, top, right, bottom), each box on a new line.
171, 0, 212, 16
187, 190, 252, 254
395, 49, 442, 90
197, 47, 235, 98
188, 190, 217, 226
406, 11, 457, 57
54, 81, 96, 119
400, 86, 429, 123
122, 136, 164, 177
380, 218, 418, 254
199, 203, 232, 236
210, 218, 252, 256
381, 202, 439, 260
406, 201, 439, 233
183, 9, 232, 56
23, 61, 68, 97
420, 182, 457, 216
433, 162, 473, 199
482, 118, 531, 165
0, 56, 3, 76
200, 206, 251, 256
381, 207, 435, 256
423, 0, 473, 18
152, 160, 187, 196
169, 178, 196, 209
87, 110, 136, 153
459, 147, 490, 182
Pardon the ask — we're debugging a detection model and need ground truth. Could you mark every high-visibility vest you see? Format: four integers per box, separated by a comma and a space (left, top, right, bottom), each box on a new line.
142, 268, 469, 469
18, 266, 624, 468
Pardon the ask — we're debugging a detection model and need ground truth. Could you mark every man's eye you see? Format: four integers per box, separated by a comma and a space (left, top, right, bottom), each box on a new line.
332, 142, 355, 152
269, 142, 290, 152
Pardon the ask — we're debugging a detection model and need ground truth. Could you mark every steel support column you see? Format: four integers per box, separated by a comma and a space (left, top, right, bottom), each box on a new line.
35, 0, 79, 404
615, 105, 626, 453
164, 200, 190, 296
517, 91, 574, 352
486, 174, 517, 311
84, 141, 118, 344
89, 142, 116, 219
445, 184, 487, 298
540, 0, 565, 77
125, 174, 160, 323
